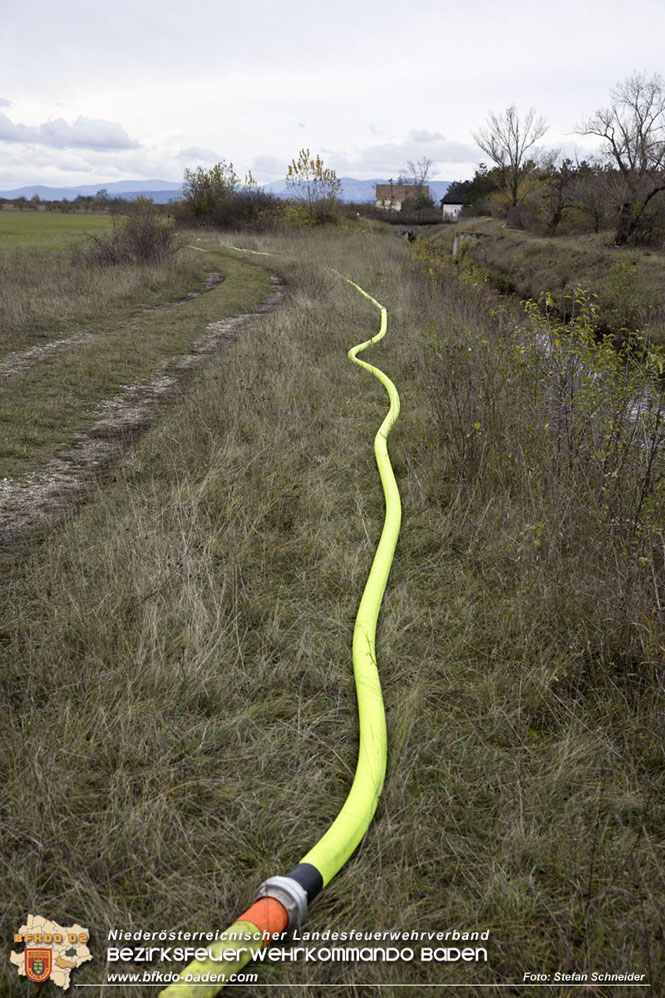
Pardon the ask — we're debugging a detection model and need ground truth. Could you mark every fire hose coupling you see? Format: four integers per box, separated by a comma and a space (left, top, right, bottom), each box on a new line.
159, 276, 398, 997
253, 875, 309, 931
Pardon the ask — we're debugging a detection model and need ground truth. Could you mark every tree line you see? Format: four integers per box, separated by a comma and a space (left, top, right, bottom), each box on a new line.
177, 149, 343, 229
451, 71, 665, 245
1, 150, 346, 231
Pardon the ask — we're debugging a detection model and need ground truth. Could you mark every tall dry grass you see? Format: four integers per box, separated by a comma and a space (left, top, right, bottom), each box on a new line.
1, 225, 663, 996
0, 243, 203, 354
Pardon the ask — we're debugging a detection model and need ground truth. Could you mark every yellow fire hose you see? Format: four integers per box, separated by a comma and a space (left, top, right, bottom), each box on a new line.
161, 270, 401, 996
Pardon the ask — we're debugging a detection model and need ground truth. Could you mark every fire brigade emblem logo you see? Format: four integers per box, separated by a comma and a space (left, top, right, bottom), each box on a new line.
25, 948, 52, 983
11, 916, 92, 989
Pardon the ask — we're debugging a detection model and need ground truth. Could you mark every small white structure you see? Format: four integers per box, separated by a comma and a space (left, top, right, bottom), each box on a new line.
441, 191, 466, 219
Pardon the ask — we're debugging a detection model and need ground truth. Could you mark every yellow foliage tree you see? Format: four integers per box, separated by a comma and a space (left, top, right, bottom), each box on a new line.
285, 148, 341, 217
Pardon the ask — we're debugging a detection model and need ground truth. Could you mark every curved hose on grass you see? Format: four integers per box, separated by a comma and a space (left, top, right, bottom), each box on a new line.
161, 275, 401, 996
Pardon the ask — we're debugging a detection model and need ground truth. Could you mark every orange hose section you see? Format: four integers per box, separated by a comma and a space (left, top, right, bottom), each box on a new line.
238, 897, 289, 944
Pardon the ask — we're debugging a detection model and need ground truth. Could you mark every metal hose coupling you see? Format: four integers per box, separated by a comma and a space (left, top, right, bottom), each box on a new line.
253, 875, 308, 931
159, 876, 306, 998
160, 273, 399, 998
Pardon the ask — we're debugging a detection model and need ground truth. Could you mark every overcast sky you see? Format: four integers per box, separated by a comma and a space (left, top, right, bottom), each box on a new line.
2, 0, 665, 190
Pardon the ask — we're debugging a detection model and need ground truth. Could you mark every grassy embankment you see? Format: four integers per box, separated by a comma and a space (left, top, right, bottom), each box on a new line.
429, 217, 665, 346
1, 218, 664, 996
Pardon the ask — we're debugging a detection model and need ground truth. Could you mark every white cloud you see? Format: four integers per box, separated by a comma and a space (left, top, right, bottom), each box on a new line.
176, 146, 221, 163
0, 113, 139, 150
409, 129, 445, 143
1, 0, 665, 190
320, 134, 479, 179
0, 139, 184, 192
251, 155, 290, 181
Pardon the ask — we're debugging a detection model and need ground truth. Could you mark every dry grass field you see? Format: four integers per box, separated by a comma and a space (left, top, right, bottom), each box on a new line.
1, 217, 664, 996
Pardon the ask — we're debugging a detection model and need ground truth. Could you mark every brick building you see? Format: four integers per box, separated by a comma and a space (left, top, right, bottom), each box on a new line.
375, 183, 430, 211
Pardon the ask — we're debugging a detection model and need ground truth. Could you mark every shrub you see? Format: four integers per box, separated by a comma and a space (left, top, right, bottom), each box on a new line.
285, 148, 342, 222
402, 193, 436, 211
517, 290, 665, 536
179, 161, 239, 223
209, 187, 282, 229
80, 198, 177, 266
277, 201, 317, 228
175, 161, 283, 230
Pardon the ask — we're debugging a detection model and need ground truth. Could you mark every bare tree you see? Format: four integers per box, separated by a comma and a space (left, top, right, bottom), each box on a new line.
537, 152, 578, 233
579, 71, 665, 244
473, 105, 548, 207
571, 160, 618, 234
406, 156, 433, 196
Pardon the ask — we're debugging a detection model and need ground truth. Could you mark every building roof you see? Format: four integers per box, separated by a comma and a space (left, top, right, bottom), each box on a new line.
441, 189, 467, 204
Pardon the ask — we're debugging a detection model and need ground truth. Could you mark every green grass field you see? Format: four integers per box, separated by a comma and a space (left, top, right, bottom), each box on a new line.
0, 208, 113, 249
1, 217, 663, 996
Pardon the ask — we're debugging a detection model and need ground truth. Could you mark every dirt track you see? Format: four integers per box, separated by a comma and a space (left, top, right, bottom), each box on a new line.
0, 276, 284, 544
0, 271, 225, 382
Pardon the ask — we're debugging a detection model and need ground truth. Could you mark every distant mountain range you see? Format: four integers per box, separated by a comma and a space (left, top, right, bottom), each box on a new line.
0, 179, 183, 204
0, 177, 452, 205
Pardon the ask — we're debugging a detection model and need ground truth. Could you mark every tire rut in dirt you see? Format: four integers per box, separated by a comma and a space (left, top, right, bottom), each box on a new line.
0, 278, 285, 545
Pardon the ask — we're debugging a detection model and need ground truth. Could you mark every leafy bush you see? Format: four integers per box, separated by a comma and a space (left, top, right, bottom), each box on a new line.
176, 162, 282, 230
276, 201, 317, 228
80, 198, 177, 266
208, 187, 282, 229
402, 193, 436, 211
515, 290, 665, 538
180, 161, 239, 221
